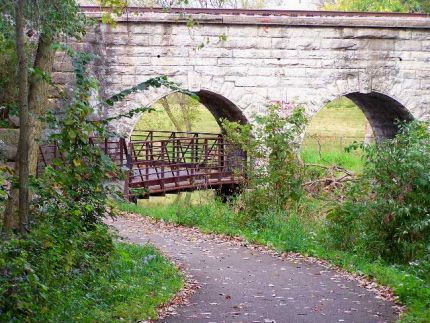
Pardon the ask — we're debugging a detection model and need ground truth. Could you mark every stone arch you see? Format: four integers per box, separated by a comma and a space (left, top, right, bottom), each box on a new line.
107, 85, 248, 139
309, 86, 414, 142
345, 92, 414, 140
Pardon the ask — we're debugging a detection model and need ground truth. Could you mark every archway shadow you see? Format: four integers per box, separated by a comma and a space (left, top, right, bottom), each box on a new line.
195, 89, 248, 126
346, 92, 413, 141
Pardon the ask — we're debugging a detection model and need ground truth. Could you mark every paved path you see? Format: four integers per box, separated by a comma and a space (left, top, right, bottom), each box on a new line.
108, 215, 400, 323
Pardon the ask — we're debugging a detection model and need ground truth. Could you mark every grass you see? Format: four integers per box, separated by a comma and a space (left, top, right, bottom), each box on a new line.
135, 103, 221, 134
137, 190, 216, 208
300, 97, 371, 172
301, 148, 365, 173
46, 242, 183, 322
305, 97, 368, 138
119, 200, 430, 322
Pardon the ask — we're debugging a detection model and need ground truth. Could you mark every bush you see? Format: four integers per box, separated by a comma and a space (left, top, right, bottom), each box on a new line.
0, 216, 113, 321
223, 104, 307, 220
327, 121, 430, 269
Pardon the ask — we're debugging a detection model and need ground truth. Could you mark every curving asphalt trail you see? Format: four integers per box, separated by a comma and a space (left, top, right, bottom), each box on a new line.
108, 215, 400, 323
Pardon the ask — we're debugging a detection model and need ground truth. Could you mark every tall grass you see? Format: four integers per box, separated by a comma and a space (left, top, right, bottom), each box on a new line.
43, 243, 183, 322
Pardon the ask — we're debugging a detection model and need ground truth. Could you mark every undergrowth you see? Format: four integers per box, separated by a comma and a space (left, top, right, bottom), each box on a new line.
1, 51, 186, 321
1, 240, 183, 322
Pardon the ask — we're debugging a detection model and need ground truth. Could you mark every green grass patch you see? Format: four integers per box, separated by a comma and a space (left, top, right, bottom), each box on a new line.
306, 97, 367, 138
135, 103, 221, 133
301, 148, 365, 173
119, 201, 430, 322
137, 190, 216, 208
301, 97, 370, 172
34, 243, 183, 322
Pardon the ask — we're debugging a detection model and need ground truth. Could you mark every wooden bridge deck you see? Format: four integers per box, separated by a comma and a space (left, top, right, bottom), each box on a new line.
38, 130, 246, 201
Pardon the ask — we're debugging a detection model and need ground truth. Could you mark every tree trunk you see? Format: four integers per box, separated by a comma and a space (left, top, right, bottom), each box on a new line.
27, 35, 55, 176
160, 97, 182, 132
2, 34, 55, 233
178, 94, 192, 132
3, 0, 30, 234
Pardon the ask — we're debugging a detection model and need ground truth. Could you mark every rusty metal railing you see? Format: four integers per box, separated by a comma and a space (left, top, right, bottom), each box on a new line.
37, 131, 245, 201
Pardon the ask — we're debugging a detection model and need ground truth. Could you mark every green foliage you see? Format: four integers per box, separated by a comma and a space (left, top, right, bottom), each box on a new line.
223, 104, 307, 217
327, 121, 430, 268
0, 48, 114, 321
0, 12, 18, 122
0, 239, 183, 321
323, 0, 430, 13
37, 51, 120, 228
0, 217, 113, 321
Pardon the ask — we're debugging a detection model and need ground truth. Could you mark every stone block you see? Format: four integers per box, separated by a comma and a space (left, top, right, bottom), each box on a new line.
0, 129, 19, 161
395, 40, 422, 51
232, 49, 269, 59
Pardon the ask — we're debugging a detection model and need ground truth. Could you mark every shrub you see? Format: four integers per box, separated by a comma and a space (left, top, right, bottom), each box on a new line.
223, 104, 307, 219
327, 121, 430, 269
0, 49, 117, 321
0, 217, 113, 321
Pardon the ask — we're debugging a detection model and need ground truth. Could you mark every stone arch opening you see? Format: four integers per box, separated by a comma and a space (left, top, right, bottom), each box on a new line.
131, 89, 248, 134
345, 92, 413, 141
126, 88, 247, 202
302, 92, 414, 171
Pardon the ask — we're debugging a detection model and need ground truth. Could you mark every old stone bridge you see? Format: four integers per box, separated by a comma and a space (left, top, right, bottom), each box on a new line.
54, 7, 430, 140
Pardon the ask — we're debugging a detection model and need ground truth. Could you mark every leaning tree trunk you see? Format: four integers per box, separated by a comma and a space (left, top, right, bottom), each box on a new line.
2, 35, 55, 233
177, 94, 194, 205
178, 94, 193, 133
27, 35, 55, 176
160, 97, 183, 132
3, 0, 29, 234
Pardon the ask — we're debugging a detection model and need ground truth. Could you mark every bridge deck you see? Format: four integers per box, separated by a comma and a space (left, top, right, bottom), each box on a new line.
38, 130, 245, 201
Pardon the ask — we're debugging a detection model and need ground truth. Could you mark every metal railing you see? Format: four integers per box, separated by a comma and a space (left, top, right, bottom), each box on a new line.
37, 131, 245, 201
126, 130, 245, 200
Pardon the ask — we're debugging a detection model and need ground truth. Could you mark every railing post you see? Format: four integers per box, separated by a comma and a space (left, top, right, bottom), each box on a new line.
127, 143, 133, 169
124, 142, 134, 201
160, 141, 165, 191
204, 138, 208, 167
172, 132, 176, 164
119, 138, 124, 167
218, 135, 224, 172
146, 142, 149, 182
191, 137, 195, 176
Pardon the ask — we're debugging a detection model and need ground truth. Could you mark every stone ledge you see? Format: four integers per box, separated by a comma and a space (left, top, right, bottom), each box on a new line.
84, 11, 430, 29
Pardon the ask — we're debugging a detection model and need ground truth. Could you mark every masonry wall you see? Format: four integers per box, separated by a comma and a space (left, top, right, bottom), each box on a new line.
53, 12, 430, 138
